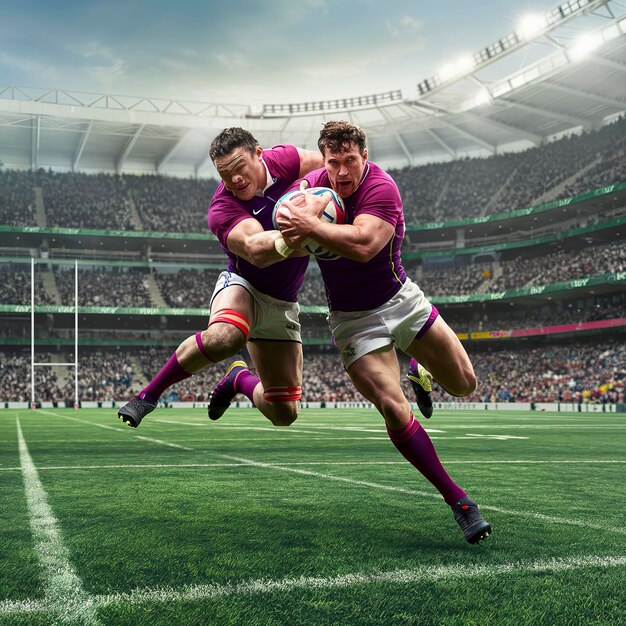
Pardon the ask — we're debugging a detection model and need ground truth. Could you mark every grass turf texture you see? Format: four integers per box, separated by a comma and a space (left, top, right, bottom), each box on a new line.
0, 408, 624, 625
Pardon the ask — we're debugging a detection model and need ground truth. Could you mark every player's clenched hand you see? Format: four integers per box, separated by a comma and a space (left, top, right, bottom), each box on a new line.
276, 191, 331, 239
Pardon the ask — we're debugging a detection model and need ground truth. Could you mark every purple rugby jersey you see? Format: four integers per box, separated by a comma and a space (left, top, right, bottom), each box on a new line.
301, 162, 407, 312
207, 144, 309, 302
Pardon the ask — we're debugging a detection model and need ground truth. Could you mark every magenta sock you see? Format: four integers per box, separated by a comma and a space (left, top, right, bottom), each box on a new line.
387, 414, 466, 507
234, 369, 260, 402
138, 352, 192, 404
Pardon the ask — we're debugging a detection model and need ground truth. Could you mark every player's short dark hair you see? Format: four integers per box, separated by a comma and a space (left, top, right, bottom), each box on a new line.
209, 127, 259, 162
318, 121, 367, 155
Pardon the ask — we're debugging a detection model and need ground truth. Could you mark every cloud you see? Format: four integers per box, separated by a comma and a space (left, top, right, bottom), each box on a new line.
0, 0, 429, 104
401, 15, 422, 33
216, 52, 253, 72
389, 14, 423, 37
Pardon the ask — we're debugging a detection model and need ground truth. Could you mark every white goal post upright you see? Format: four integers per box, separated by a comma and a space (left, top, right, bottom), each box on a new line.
30, 258, 79, 408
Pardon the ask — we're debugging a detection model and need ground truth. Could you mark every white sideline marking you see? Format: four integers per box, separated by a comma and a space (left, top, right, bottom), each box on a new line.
15, 418, 101, 625
221, 454, 626, 537
1, 555, 624, 616
1, 459, 624, 472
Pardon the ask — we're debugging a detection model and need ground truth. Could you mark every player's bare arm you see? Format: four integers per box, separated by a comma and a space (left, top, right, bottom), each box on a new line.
226, 217, 308, 268
296, 148, 324, 177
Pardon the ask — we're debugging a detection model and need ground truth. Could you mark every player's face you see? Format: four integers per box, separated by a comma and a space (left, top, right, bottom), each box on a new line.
214, 146, 264, 201
323, 143, 368, 198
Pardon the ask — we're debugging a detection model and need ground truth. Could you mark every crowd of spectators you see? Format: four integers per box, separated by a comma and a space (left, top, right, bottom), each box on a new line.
11, 242, 618, 311
2, 339, 623, 406
296, 240, 625, 305
560, 143, 626, 200
419, 262, 493, 297
0, 353, 68, 402
443, 302, 626, 333
0, 266, 55, 305
38, 171, 132, 230
154, 268, 222, 308
54, 266, 153, 307
68, 352, 136, 402
390, 115, 626, 222
0, 170, 37, 227
459, 340, 626, 405
489, 240, 626, 291
406, 239, 626, 297
3, 239, 623, 327
125, 175, 218, 233
1, 117, 625, 231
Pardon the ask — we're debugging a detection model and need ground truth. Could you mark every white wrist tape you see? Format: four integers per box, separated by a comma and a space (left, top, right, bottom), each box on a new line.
274, 237, 295, 258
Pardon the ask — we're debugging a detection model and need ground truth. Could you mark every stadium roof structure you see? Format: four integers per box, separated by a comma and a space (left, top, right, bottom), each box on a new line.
1, 0, 625, 177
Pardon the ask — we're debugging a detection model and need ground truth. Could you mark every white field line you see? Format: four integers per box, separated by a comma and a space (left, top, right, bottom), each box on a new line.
1, 554, 624, 616
45, 412, 195, 451
34, 413, 503, 442
221, 454, 626, 537
15, 418, 102, 626
33, 411, 626, 536
135, 435, 194, 451
2, 459, 624, 472
152, 419, 321, 434
38, 413, 516, 443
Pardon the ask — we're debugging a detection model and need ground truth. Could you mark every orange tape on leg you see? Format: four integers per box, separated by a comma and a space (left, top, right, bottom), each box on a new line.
209, 308, 250, 338
263, 386, 302, 403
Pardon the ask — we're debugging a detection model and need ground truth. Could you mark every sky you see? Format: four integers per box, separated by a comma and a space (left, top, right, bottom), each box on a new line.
0, 0, 564, 107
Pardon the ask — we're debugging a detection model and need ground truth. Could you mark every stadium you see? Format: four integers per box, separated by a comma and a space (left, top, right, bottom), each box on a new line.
1, 1, 625, 624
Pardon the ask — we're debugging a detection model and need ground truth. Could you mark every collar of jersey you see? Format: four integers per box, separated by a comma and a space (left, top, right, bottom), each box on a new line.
255, 157, 277, 197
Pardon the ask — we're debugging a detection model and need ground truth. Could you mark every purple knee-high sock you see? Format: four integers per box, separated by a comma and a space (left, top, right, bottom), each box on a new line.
138, 352, 192, 404
234, 369, 260, 402
387, 414, 466, 507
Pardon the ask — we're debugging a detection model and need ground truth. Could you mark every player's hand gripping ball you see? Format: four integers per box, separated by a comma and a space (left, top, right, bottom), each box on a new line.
272, 187, 346, 260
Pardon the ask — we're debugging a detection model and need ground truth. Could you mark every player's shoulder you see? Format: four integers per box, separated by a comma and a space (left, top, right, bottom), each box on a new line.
263, 144, 299, 162
209, 181, 241, 211
362, 162, 400, 194
262, 144, 300, 178
367, 161, 396, 183
304, 166, 330, 188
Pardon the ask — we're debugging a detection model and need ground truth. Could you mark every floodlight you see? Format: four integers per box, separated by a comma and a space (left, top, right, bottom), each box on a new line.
460, 89, 493, 112
516, 14, 548, 40
569, 32, 603, 60
438, 55, 476, 82
415, 0, 609, 98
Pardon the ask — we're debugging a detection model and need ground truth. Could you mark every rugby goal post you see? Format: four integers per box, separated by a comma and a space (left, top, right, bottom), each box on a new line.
31, 258, 79, 409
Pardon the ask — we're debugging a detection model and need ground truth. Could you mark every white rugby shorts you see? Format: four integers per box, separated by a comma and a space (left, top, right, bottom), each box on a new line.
328, 278, 437, 368
211, 271, 302, 342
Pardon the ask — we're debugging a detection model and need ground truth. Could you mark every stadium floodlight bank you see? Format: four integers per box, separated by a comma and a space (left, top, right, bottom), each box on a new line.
417, 0, 611, 97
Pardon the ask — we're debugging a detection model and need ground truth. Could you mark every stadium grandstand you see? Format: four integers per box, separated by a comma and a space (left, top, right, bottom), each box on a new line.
1, 0, 625, 411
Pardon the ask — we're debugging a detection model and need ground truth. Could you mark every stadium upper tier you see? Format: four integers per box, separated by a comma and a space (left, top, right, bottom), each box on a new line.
1, 116, 625, 233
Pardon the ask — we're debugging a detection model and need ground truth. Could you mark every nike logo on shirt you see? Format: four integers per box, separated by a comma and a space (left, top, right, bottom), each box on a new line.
253, 205, 268, 215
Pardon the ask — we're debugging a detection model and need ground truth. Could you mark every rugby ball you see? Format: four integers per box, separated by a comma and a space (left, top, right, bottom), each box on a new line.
272, 187, 345, 260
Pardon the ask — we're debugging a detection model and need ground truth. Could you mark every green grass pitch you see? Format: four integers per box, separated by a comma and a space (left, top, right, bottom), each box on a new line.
1, 407, 624, 625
